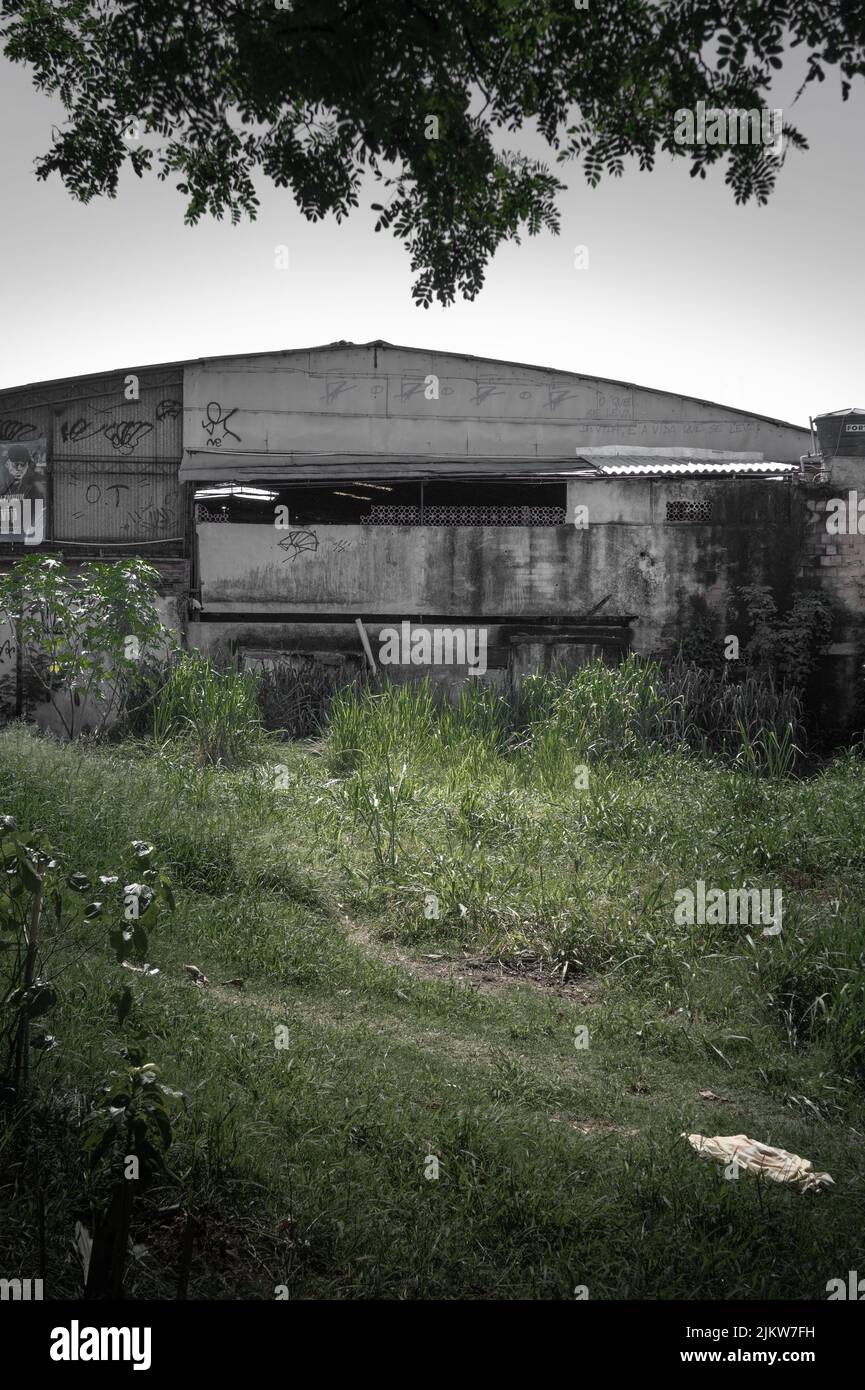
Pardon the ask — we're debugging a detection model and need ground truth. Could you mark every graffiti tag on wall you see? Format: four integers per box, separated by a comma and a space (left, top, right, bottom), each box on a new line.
202, 402, 240, 447
278, 530, 319, 562
59, 416, 154, 456
0, 418, 40, 442
65, 474, 180, 539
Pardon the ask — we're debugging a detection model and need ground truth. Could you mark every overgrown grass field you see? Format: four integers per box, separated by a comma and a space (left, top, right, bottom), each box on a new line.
2, 664, 864, 1299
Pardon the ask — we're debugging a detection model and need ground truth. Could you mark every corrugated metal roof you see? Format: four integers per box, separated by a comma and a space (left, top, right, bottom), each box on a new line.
577, 457, 797, 478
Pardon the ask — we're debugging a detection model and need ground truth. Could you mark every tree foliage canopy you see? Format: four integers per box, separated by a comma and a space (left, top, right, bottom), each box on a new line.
2, 1, 863, 304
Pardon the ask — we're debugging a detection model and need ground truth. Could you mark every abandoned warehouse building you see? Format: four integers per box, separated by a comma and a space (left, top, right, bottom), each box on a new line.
0, 340, 863, 734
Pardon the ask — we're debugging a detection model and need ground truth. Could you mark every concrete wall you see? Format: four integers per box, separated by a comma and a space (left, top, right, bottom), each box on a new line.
799, 475, 865, 733
195, 476, 804, 655
189, 619, 630, 699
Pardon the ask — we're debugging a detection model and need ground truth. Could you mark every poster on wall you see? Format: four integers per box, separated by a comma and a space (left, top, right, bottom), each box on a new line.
0, 438, 47, 543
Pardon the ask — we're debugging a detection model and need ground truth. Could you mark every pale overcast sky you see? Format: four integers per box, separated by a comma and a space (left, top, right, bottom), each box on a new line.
0, 43, 862, 426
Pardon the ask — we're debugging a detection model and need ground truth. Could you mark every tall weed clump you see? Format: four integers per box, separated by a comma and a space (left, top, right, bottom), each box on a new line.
663, 657, 805, 766
515, 655, 671, 781
256, 657, 363, 738
328, 679, 441, 774
753, 910, 865, 1087
151, 652, 262, 767
325, 657, 806, 781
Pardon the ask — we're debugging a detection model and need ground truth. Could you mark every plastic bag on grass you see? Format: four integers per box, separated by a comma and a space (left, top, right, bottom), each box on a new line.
683, 1132, 834, 1193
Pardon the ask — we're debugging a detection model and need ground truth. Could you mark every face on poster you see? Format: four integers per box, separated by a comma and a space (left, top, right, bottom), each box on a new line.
0, 439, 47, 542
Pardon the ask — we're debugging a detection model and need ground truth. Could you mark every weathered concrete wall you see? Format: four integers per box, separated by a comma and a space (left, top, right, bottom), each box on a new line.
799, 474, 865, 733
195, 476, 804, 655
198, 521, 598, 617
565, 476, 808, 654
190, 619, 630, 698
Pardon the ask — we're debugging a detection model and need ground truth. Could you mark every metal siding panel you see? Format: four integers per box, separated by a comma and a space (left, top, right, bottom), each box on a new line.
2, 374, 185, 547
53, 461, 183, 542
54, 385, 182, 463
0, 405, 52, 446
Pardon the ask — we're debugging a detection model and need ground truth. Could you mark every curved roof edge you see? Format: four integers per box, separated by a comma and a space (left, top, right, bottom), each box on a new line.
0, 338, 810, 435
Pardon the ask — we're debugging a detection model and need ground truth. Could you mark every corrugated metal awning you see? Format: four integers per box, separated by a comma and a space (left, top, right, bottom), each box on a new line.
179, 450, 798, 484
179, 450, 591, 482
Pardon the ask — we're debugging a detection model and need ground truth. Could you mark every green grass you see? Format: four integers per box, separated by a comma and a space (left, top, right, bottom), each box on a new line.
148, 650, 264, 767
1, 670, 864, 1300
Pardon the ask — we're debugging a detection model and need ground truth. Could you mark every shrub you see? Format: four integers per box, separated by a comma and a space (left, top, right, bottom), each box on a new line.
737, 585, 832, 691
0, 555, 169, 738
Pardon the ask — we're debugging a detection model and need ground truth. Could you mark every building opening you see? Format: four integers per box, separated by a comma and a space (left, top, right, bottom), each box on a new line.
194, 478, 567, 526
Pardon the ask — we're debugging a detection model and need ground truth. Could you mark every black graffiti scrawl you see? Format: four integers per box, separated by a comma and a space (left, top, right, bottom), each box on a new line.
202, 401, 240, 447
59, 414, 154, 456
278, 529, 318, 562
0, 418, 39, 443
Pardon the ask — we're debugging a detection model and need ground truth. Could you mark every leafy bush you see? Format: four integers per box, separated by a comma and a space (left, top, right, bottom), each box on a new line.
0, 555, 169, 738
0, 818, 173, 1098
736, 585, 832, 691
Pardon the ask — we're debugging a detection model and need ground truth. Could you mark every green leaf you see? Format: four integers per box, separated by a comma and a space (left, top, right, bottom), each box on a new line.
109, 928, 128, 961
27, 983, 58, 1019
18, 855, 43, 893
114, 985, 133, 1025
